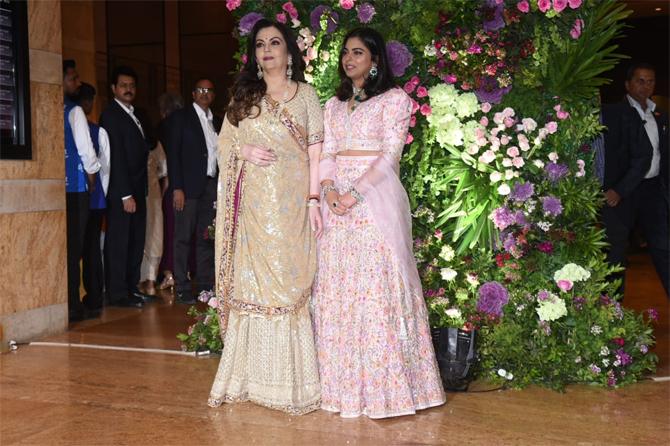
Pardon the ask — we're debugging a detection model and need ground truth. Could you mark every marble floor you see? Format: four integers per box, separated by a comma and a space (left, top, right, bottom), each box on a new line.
1, 254, 668, 445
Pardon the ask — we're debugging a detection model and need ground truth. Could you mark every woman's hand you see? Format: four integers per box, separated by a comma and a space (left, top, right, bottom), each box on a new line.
338, 192, 357, 209
240, 144, 277, 166
325, 190, 346, 216
308, 206, 323, 239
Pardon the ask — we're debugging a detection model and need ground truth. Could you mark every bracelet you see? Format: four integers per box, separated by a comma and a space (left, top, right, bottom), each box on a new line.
322, 184, 337, 195
307, 194, 320, 202
307, 201, 321, 208
350, 187, 364, 203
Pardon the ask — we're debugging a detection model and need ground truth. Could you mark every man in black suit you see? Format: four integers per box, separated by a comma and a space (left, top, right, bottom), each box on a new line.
601, 62, 669, 298
166, 79, 222, 304
100, 66, 155, 307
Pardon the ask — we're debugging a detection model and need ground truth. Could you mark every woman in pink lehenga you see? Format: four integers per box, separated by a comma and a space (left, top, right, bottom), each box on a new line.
312, 27, 445, 419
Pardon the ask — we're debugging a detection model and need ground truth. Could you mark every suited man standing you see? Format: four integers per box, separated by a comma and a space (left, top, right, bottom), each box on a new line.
100, 66, 155, 307
601, 62, 669, 298
166, 78, 222, 304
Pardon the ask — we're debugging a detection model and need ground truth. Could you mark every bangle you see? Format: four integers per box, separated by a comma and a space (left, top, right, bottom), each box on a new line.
322, 184, 337, 195
350, 187, 364, 203
307, 201, 321, 208
307, 194, 320, 202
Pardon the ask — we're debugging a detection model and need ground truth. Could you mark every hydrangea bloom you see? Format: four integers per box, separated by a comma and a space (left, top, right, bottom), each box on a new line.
310, 5, 338, 33
489, 206, 516, 231
554, 263, 591, 283
536, 293, 567, 321
239, 12, 264, 36
541, 195, 563, 217
545, 162, 570, 182
357, 2, 376, 23
510, 182, 535, 203
386, 41, 413, 77
477, 281, 509, 318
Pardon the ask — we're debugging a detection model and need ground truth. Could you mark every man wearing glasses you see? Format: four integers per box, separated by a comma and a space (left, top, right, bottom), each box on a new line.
166, 79, 222, 304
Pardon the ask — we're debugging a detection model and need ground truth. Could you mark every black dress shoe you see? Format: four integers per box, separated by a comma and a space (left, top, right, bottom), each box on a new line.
175, 293, 196, 305
132, 291, 160, 304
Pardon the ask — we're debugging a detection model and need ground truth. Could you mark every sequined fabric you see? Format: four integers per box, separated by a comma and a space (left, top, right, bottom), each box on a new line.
209, 82, 323, 414
312, 155, 446, 418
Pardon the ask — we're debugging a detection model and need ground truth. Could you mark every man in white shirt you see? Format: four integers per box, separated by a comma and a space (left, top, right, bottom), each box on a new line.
601, 62, 668, 298
62, 60, 102, 322
166, 78, 222, 304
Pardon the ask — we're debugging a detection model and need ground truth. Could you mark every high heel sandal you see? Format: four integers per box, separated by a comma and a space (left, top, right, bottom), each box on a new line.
158, 271, 175, 291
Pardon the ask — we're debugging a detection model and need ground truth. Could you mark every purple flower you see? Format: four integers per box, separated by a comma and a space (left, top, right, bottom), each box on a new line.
474, 76, 512, 104
477, 281, 510, 318
607, 371, 617, 387
482, 0, 505, 32
239, 12, 264, 36
647, 308, 659, 321
357, 3, 376, 23
600, 294, 612, 306
490, 206, 515, 231
539, 320, 552, 335
510, 182, 535, 203
639, 344, 649, 354
502, 232, 517, 253
544, 162, 570, 182
541, 195, 563, 217
537, 241, 553, 254
573, 296, 585, 310
589, 363, 601, 374
537, 289, 552, 301
613, 302, 624, 319
310, 5, 339, 33
514, 210, 528, 227
386, 41, 413, 77
615, 349, 632, 366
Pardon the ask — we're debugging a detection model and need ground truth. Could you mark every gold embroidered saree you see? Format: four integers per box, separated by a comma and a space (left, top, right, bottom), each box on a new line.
208, 83, 323, 415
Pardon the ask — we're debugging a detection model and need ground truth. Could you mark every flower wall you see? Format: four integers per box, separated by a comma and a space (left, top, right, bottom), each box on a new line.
179, 0, 657, 389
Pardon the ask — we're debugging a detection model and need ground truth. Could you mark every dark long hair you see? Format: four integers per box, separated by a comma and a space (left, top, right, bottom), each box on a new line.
335, 27, 395, 102
227, 19, 305, 126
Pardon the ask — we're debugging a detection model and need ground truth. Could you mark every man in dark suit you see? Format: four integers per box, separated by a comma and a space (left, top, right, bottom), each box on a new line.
601, 62, 669, 298
166, 79, 222, 304
100, 66, 155, 307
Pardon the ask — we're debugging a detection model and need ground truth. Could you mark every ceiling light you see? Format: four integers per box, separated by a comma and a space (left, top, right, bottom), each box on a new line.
655, 7, 662, 11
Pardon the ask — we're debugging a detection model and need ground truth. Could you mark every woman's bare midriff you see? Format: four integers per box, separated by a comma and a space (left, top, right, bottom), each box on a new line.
338, 150, 382, 156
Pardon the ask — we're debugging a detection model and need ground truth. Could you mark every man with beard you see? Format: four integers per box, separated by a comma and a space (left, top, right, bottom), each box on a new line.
100, 66, 155, 307
62, 60, 101, 322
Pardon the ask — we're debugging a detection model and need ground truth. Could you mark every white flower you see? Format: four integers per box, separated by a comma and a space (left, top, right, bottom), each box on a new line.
512, 157, 525, 169
489, 171, 503, 183
602, 358, 610, 367
516, 304, 526, 313
536, 295, 567, 321
575, 356, 582, 363
445, 308, 462, 319
498, 368, 507, 377
439, 245, 455, 262
600, 346, 610, 356
548, 152, 559, 162
502, 157, 513, 167
554, 263, 591, 283
479, 150, 496, 164
440, 268, 457, 281
424, 44, 437, 57
440, 46, 448, 55
497, 183, 511, 195
505, 372, 514, 380
591, 325, 602, 335
466, 272, 479, 286
537, 221, 552, 231
525, 200, 536, 213
533, 159, 545, 169
613, 359, 621, 367
521, 118, 537, 132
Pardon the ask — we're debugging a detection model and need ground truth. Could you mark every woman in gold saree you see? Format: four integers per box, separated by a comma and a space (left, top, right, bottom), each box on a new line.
208, 19, 324, 415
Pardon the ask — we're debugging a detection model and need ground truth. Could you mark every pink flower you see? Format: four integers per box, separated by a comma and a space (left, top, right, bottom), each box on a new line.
545, 121, 558, 134
276, 12, 288, 23
570, 18, 584, 39
282, 2, 299, 20
434, 229, 443, 240
507, 146, 520, 157
241, 54, 248, 64
512, 157, 525, 168
208, 297, 220, 308
538, 0, 551, 13
553, 0, 568, 13
410, 99, 420, 114
467, 44, 482, 54
409, 115, 417, 128
503, 117, 515, 128
449, 51, 458, 61
557, 279, 573, 292
404, 81, 416, 94
225, 0, 242, 11
416, 86, 428, 98
612, 337, 625, 346
410, 75, 421, 86
480, 116, 489, 127
568, 0, 582, 8
500, 135, 510, 145
517, 0, 530, 12
405, 133, 414, 145
481, 102, 492, 113
420, 104, 432, 116
339, 0, 355, 10
445, 74, 457, 84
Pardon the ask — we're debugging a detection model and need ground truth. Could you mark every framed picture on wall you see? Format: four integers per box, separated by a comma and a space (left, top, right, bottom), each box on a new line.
0, 0, 31, 160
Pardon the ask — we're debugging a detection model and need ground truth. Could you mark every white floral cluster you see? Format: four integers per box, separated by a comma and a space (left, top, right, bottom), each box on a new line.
426, 85, 559, 196
554, 263, 591, 283
536, 291, 568, 322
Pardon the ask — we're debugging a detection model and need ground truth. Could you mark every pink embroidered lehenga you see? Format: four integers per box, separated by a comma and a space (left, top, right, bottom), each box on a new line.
313, 87, 445, 418
208, 83, 323, 415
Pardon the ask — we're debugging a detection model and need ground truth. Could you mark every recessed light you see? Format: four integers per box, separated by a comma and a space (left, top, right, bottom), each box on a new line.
655, 7, 662, 11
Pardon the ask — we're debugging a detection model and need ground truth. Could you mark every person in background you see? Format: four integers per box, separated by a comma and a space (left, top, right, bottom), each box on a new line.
156, 93, 184, 292
78, 82, 110, 315
166, 79, 222, 304
63, 60, 101, 322
100, 65, 154, 308
600, 62, 669, 298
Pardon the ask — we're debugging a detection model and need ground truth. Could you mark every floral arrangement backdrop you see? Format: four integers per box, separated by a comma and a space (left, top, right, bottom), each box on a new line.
179, 0, 658, 390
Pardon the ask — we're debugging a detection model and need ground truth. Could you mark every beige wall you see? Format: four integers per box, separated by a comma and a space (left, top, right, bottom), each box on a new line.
0, 0, 68, 347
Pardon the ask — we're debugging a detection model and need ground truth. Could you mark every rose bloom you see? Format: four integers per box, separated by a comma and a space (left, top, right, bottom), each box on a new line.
339, 0, 355, 10
416, 86, 428, 98
517, 0, 530, 12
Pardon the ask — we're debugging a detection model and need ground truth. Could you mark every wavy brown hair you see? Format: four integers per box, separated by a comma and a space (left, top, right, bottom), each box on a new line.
227, 19, 305, 126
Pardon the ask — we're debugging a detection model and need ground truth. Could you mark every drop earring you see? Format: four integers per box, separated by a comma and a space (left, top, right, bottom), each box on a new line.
286, 55, 293, 79
257, 64, 263, 80
369, 64, 378, 79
